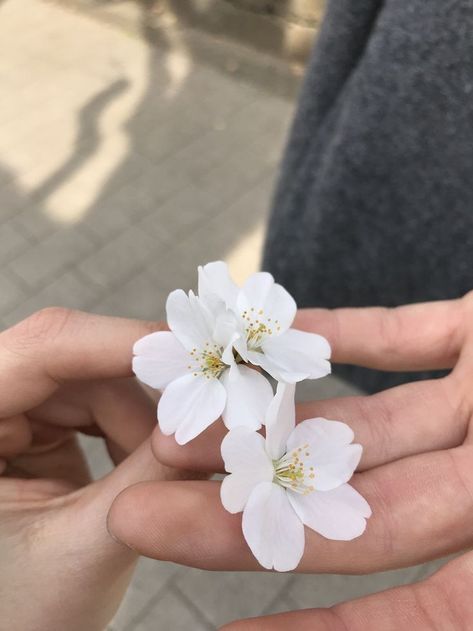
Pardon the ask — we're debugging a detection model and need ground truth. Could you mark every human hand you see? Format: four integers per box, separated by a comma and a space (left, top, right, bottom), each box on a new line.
0, 308, 191, 631
108, 294, 473, 629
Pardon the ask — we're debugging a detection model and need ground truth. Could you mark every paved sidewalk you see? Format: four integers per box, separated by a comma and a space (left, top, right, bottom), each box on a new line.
0, 1, 445, 629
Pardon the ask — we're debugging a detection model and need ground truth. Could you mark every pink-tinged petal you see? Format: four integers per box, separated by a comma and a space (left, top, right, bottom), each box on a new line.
265, 383, 296, 460
242, 481, 305, 571
261, 329, 331, 383
289, 484, 371, 541
220, 428, 273, 513
236, 272, 296, 334
157, 373, 226, 444
221, 365, 273, 430
286, 418, 361, 490
198, 261, 239, 310
166, 289, 215, 352
132, 331, 190, 389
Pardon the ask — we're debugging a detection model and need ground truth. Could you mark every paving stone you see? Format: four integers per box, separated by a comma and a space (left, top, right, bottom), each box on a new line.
12, 204, 59, 241
132, 587, 211, 631
137, 183, 221, 244
0, 270, 27, 316
78, 226, 166, 288
134, 107, 210, 165
262, 593, 299, 616
90, 270, 169, 321
111, 559, 183, 631
170, 174, 275, 274
0, 218, 30, 264
7, 228, 94, 287
175, 568, 292, 628
0, 180, 31, 219
2, 269, 102, 327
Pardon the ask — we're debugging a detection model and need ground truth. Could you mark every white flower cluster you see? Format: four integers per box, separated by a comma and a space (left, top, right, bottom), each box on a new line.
133, 261, 371, 571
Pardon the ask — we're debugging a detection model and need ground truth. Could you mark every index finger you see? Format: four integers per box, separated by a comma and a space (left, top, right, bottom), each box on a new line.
0, 308, 164, 416
295, 294, 469, 371
108, 443, 473, 574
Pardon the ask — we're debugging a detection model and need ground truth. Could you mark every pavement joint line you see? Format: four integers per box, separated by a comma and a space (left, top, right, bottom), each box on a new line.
116, 582, 178, 630
168, 582, 216, 631
1, 264, 32, 297
118, 569, 188, 630
261, 574, 298, 615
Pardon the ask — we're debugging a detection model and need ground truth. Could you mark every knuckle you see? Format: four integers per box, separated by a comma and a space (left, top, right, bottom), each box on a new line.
364, 475, 396, 561
22, 307, 75, 339
2, 307, 77, 355
352, 393, 392, 468
376, 306, 404, 358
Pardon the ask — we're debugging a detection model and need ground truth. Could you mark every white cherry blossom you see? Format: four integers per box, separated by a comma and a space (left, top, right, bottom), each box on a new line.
198, 261, 331, 383
133, 289, 273, 445
220, 383, 371, 572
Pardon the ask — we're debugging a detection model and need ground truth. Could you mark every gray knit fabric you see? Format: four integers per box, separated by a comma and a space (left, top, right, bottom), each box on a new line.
263, 0, 473, 392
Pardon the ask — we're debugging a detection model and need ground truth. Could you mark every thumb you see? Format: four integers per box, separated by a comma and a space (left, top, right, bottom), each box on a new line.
77, 437, 196, 559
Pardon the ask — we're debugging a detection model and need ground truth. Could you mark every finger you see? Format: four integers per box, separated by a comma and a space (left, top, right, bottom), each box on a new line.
80, 439, 206, 560
0, 415, 32, 458
153, 376, 467, 473
294, 295, 467, 371
29, 378, 157, 458
0, 308, 164, 416
108, 443, 473, 573
4, 431, 91, 486
220, 551, 473, 630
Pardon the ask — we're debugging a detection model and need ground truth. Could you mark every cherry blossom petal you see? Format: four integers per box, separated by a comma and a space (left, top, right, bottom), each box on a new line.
221, 364, 273, 430
286, 418, 362, 490
289, 483, 371, 541
242, 481, 305, 571
265, 383, 296, 460
287, 417, 355, 451
166, 289, 215, 352
132, 331, 190, 389
236, 272, 296, 334
220, 428, 273, 513
261, 329, 331, 383
213, 308, 240, 351
198, 261, 239, 310
157, 373, 226, 444
233, 334, 250, 363
244, 351, 307, 383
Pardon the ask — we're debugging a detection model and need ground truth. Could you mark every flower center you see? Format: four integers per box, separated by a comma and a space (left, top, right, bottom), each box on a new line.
189, 343, 225, 379
241, 308, 281, 350
273, 444, 315, 495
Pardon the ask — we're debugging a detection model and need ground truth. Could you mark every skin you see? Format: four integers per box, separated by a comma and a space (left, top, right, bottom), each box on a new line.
0, 307, 200, 631
107, 292, 473, 630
